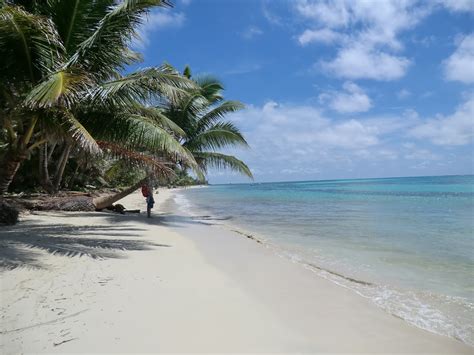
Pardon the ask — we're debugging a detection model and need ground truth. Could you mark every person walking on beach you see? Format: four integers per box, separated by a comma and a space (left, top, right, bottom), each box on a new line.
141, 184, 155, 218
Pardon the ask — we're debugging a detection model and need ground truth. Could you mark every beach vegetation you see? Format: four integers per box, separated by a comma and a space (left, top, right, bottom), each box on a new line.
0, 1, 252, 209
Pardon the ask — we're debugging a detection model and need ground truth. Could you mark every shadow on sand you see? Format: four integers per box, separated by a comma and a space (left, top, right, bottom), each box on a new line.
0, 211, 171, 270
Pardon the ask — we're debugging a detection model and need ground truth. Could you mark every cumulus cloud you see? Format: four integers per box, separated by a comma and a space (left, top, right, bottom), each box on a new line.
294, 0, 431, 81
319, 82, 372, 113
409, 93, 474, 145
134, 10, 185, 48
227, 101, 408, 179
443, 34, 474, 84
321, 45, 411, 81
213, 97, 473, 181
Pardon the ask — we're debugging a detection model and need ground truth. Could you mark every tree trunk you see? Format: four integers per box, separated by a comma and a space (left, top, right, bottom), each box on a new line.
0, 151, 27, 195
53, 143, 72, 193
93, 177, 148, 210
39, 143, 54, 193
0, 116, 40, 194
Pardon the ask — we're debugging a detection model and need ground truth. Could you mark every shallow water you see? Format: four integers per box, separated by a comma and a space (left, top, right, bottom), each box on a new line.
175, 175, 474, 345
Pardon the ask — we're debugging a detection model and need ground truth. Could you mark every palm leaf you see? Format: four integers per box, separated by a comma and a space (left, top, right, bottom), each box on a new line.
195, 152, 253, 179
137, 106, 186, 137
89, 65, 195, 108
0, 4, 65, 83
24, 69, 89, 108
80, 111, 198, 168
97, 140, 175, 178
59, 110, 101, 154
186, 122, 249, 151
196, 100, 245, 134
68, 0, 172, 79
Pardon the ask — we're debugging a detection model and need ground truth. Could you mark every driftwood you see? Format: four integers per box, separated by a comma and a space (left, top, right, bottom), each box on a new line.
4, 195, 96, 212
1, 178, 147, 213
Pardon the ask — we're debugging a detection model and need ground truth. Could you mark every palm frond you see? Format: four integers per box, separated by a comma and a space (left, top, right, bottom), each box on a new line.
196, 100, 244, 134
0, 4, 65, 83
193, 75, 224, 103
89, 65, 195, 108
80, 111, 198, 168
68, 0, 172, 79
137, 106, 186, 137
187, 122, 249, 151
24, 69, 89, 108
59, 110, 100, 154
97, 140, 175, 178
195, 152, 253, 179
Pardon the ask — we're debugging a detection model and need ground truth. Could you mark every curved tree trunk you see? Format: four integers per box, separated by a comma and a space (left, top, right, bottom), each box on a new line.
53, 143, 72, 193
0, 151, 27, 195
0, 116, 41, 195
39, 143, 54, 193
93, 177, 148, 210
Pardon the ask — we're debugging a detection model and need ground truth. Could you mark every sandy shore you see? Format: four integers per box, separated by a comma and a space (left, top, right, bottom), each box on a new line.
0, 189, 471, 353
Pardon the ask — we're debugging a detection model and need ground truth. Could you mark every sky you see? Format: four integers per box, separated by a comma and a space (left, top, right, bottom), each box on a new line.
134, 0, 473, 183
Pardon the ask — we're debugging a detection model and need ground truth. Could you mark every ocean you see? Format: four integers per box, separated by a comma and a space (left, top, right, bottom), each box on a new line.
174, 175, 474, 345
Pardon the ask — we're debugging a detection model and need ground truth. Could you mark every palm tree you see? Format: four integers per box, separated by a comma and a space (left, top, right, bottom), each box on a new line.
0, 0, 196, 194
163, 67, 253, 179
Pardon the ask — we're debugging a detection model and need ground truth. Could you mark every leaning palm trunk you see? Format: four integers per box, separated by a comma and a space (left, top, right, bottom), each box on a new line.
0, 150, 26, 194
39, 143, 54, 193
93, 177, 148, 210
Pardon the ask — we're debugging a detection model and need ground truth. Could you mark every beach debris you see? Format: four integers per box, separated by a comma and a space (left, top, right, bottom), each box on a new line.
53, 338, 77, 347
105, 204, 126, 214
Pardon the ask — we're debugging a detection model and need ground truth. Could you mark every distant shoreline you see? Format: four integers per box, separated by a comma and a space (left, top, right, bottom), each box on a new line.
210, 173, 474, 186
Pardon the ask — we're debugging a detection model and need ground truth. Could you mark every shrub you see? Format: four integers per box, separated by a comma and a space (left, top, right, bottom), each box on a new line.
0, 201, 19, 225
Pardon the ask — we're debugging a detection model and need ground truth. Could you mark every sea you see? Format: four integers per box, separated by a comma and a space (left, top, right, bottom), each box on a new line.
174, 175, 474, 345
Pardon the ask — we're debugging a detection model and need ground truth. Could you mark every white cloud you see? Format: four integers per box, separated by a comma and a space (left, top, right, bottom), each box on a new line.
319, 81, 372, 113
241, 26, 263, 40
321, 45, 411, 81
405, 149, 440, 161
439, 0, 474, 13
214, 98, 472, 182
230, 102, 403, 167
295, 0, 431, 81
262, 1, 283, 25
298, 28, 342, 45
397, 89, 411, 99
409, 93, 474, 145
443, 34, 474, 84
135, 10, 185, 48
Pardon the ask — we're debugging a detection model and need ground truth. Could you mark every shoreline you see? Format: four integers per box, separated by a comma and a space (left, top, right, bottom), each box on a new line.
0, 188, 471, 353
173, 186, 474, 346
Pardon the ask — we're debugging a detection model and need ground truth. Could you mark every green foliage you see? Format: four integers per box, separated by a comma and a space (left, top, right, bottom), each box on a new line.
0, 2, 251, 196
163, 70, 253, 179
169, 168, 207, 187
0, 0, 199, 193
104, 160, 147, 188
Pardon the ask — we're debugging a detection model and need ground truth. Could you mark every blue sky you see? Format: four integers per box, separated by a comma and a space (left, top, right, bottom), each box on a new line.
135, 0, 473, 183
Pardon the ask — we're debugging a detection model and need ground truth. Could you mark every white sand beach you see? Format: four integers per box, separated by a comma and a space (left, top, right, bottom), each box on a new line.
0, 189, 471, 353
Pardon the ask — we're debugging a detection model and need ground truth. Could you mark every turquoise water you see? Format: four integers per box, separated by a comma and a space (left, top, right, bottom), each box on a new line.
176, 175, 474, 345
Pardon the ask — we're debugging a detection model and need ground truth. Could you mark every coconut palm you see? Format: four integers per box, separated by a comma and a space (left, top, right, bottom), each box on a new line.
163, 67, 253, 179
0, 0, 196, 194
